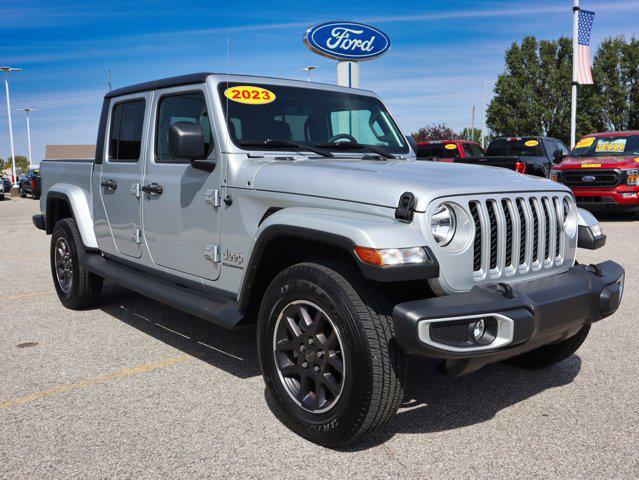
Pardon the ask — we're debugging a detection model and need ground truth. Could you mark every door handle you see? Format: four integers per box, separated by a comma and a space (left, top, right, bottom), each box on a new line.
101, 179, 117, 191
141, 183, 164, 195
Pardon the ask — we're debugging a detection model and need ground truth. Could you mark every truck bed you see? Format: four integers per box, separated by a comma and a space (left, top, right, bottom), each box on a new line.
39, 158, 95, 213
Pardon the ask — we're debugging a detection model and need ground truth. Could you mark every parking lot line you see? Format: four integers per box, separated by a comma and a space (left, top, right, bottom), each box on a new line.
0, 354, 191, 410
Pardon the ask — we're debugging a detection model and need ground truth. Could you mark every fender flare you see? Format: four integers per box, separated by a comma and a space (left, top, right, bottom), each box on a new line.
46, 184, 98, 249
238, 207, 439, 308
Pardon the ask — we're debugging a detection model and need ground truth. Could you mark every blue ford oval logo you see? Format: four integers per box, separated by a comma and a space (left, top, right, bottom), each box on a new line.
582, 175, 596, 182
304, 22, 391, 61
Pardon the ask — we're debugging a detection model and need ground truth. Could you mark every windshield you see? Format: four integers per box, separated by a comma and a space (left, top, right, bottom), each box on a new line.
571, 135, 639, 157
218, 83, 409, 155
487, 138, 544, 157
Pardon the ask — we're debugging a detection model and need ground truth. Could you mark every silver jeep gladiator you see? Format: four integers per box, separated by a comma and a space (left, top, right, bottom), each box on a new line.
34, 73, 624, 447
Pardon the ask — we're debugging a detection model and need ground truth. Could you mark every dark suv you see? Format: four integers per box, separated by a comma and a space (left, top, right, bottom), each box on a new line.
19, 168, 41, 199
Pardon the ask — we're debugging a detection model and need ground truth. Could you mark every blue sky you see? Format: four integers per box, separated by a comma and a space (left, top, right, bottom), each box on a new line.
2, 0, 638, 162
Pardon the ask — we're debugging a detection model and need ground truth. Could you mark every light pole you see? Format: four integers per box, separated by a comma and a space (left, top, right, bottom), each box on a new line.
1, 66, 22, 187
481, 80, 495, 149
301, 66, 317, 82
17, 108, 36, 166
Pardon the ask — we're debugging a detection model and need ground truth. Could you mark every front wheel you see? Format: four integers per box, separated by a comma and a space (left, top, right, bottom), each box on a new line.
50, 218, 103, 309
19, 187, 26, 198
505, 325, 590, 369
257, 262, 406, 448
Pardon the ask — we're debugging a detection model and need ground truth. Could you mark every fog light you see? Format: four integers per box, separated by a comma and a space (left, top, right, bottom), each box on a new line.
472, 319, 486, 341
621, 192, 637, 198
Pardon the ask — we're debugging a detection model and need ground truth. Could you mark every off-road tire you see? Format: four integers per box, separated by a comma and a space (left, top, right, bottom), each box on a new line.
505, 325, 590, 368
50, 218, 103, 309
257, 262, 406, 448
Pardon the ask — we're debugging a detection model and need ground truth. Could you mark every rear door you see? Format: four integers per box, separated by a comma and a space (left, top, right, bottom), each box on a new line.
98, 94, 149, 258
141, 86, 222, 281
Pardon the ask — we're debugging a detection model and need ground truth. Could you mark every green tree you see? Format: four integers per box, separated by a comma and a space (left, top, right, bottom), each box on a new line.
582, 36, 639, 132
460, 127, 482, 142
8, 156, 29, 173
487, 36, 578, 145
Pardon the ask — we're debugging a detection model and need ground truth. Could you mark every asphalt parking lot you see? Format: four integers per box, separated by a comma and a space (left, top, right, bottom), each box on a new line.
1, 197, 637, 479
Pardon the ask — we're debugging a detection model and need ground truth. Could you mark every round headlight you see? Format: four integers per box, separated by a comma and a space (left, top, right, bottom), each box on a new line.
431, 203, 456, 246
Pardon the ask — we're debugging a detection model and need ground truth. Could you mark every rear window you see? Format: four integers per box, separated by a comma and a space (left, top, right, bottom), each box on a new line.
487, 138, 544, 157
109, 99, 145, 161
415, 143, 461, 158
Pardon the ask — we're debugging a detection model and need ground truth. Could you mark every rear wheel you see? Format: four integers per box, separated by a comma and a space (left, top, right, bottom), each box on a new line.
19, 187, 26, 198
50, 218, 103, 309
257, 262, 406, 448
505, 325, 590, 368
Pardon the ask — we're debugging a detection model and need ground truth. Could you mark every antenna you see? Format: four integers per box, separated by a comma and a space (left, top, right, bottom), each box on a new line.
107, 70, 112, 92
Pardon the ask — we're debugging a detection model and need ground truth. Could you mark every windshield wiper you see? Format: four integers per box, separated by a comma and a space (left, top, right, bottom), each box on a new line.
315, 141, 395, 159
240, 139, 333, 158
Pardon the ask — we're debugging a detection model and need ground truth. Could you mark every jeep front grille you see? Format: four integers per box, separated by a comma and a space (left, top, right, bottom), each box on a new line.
469, 195, 566, 278
424, 192, 577, 295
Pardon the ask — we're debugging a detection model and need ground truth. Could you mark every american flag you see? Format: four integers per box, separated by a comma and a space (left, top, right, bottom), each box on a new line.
576, 9, 595, 85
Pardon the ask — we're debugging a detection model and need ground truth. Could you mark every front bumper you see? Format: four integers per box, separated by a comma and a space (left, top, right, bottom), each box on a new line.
393, 261, 624, 375
573, 187, 639, 211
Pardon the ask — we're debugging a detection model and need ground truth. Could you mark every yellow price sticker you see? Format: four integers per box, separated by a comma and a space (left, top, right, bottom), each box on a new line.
575, 137, 595, 148
224, 85, 276, 105
524, 140, 539, 147
634, 158, 639, 163
444, 144, 457, 150
581, 163, 601, 168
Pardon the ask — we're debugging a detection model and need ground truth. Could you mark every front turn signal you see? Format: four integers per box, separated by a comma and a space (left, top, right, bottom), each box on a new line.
354, 246, 429, 267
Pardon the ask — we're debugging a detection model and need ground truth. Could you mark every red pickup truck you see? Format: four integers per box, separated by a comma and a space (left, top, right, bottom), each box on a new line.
414, 140, 485, 162
551, 131, 639, 214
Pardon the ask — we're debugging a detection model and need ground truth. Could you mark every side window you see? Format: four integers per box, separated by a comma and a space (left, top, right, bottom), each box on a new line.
109, 99, 145, 162
556, 141, 570, 155
543, 139, 555, 157
156, 92, 212, 163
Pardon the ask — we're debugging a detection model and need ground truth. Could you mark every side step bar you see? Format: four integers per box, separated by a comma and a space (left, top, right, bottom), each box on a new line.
81, 253, 244, 329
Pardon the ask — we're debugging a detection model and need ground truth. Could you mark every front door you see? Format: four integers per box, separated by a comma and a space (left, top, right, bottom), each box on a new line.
98, 95, 148, 258
142, 87, 222, 281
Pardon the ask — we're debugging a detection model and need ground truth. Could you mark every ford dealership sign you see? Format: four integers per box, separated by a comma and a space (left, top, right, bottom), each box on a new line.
304, 22, 391, 61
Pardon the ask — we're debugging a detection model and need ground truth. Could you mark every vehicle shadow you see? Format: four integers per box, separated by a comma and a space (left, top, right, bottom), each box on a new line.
344, 353, 581, 451
98, 283, 581, 449
591, 211, 637, 222
99, 283, 261, 379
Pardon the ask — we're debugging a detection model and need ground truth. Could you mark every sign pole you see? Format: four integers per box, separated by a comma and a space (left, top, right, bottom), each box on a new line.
337, 61, 359, 88
570, 0, 579, 148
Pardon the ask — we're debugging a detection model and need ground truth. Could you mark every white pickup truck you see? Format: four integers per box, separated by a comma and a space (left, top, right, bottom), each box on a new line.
34, 73, 624, 447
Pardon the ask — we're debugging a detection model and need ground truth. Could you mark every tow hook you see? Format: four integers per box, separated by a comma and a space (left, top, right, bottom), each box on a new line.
497, 282, 515, 299
586, 264, 604, 277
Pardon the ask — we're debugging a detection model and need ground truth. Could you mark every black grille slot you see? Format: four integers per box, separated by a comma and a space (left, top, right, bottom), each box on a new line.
430, 321, 470, 346
563, 169, 620, 187
517, 199, 527, 266
487, 201, 498, 270
554, 198, 561, 259
542, 198, 551, 260
502, 200, 513, 267
529, 198, 540, 263
469, 202, 482, 272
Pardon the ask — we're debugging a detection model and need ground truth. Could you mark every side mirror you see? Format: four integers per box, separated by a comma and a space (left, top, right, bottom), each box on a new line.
169, 122, 215, 172
553, 149, 564, 163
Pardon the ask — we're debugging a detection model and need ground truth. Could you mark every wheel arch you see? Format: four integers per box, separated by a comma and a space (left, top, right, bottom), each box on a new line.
45, 185, 98, 249
238, 208, 438, 314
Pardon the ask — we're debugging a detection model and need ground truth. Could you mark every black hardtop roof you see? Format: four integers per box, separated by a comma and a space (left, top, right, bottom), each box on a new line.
105, 72, 212, 99
104, 72, 375, 99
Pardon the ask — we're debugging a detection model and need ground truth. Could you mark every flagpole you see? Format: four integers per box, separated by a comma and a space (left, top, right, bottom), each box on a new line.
570, 0, 579, 148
